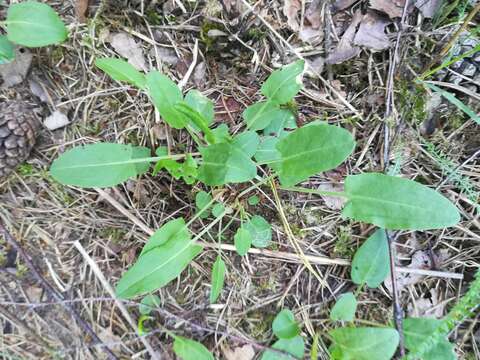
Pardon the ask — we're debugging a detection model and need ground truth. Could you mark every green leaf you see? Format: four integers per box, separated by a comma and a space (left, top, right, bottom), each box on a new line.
146, 71, 185, 129
342, 173, 461, 230
234, 228, 252, 256
243, 101, 293, 131
351, 229, 390, 288
276, 124, 355, 187
185, 89, 214, 125
139, 294, 161, 315
209, 255, 226, 303
272, 309, 300, 339
261, 60, 305, 104
141, 218, 189, 255
244, 215, 272, 248
116, 220, 202, 299
211, 124, 231, 144
95, 58, 146, 89
248, 195, 260, 206
173, 336, 214, 360
330, 292, 357, 321
196, 191, 212, 219
0, 35, 15, 64
50, 143, 151, 188
6, 1, 68, 47
261, 336, 305, 360
212, 203, 225, 218
404, 318, 456, 360
263, 109, 297, 137
198, 132, 259, 186
329, 327, 399, 360
153, 148, 197, 184
254, 136, 281, 170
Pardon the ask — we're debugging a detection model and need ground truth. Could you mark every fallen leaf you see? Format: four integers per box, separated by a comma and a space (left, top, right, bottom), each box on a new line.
353, 11, 391, 51
305, 56, 325, 76
326, 11, 362, 64
369, 0, 413, 18
318, 183, 346, 210
193, 61, 207, 88
283, 0, 302, 31
222, 344, 255, 360
333, 0, 358, 10
407, 288, 445, 318
415, 0, 442, 18
299, 27, 323, 44
44, 110, 70, 130
109, 33, 147, 71
150, 46, 178, 66
98, 327, 122, 352
0, 47, 32, 89
75, 0, 89, 23
29, 79, 49, 103
305, 0, 322, 28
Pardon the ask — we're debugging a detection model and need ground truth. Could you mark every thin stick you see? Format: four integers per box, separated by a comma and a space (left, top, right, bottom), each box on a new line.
0, 223, 119, 360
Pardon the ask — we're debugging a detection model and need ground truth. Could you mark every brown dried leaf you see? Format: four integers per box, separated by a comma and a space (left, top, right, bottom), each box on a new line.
75, 0, 89, 23
353, 11, 391, 51
222, 345, 255, 360
283, 0, 302, 31
318, 183, 346, 210
333, 0, 358, 11
109, 33, 147, 71
415, 0, 442, 18
369, 0, 413, 18
326, 11, 362, 64
0, 47, 32, 89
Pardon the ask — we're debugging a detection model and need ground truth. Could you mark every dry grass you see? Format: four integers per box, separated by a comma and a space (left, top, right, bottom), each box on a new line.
0, 1, 479, 359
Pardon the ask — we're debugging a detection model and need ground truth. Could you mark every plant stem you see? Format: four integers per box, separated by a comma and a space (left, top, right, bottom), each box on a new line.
280, 186, 348, 198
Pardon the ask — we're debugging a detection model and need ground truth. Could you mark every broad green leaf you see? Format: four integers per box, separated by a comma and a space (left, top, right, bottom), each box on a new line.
153, 148, 197, 184
6, 1, 68, 47
261, 336, 305, 360
351, 229, 390, 288
196, 191, 212, 219
139, 294, 161, 315
50, 143, 151, 188
174, 102, 215, 143
330, 292, 357, 321
404, 318, 456, 360
263, 109, 297, 137
185, 89, 214, 125
243, 101, 293, 131
198, 132, 259, 186
276, 124, 355, 187
244, 215, 272, 248
272, 309, 300, 339
173, 336, 214, 360
146, 71, 185, 129
0, 36, 15, 64
211, 124, 231, 144
116, 226, 202, 299
141, 218, 189, 255
342, 173, 461, 230
234, 228, 252, 256
261, 60, 305, 104
95, 58, 146, 89
209, 255, 226, 303
254, 136, 281, 170
329, 327, 399, 360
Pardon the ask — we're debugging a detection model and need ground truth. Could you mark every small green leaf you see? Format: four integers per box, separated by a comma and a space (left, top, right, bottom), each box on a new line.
153, 148, 197, 184
95, 58, 146, 89
196, 191, 213, 219
404, 318, 455, 360
243, 101, 292, 131
173, 336, 214, 360
261, 60, 305, 104
212, 203, 225, 218
50, 143, 151, 188
276, 124, 355, 186
351, 229, 390, 288
261, 336, 305, 360
146, 71, 185, 129
185, 89, 214, 126
254, 136, 281, 170
272, 309, 300, 339
116, 219, 202, 299
6, 1, 68, 47
263, 109, 297, 137
211, 124, 231, 144
329, 327, 399, 360
234, 228, 252, 256
139, 294, 161, 315
210, 255, 226, 303
248, 195, 260, 206
330, 292, 357, 321
0, 36, 15, 64
244, 215, 272, 248
342, 173, 461, 230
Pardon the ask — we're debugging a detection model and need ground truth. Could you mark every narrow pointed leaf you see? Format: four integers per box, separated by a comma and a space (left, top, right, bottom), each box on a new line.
277, 124, 355, 187
173, 336, 214, 360
342, 173, 461, 230
351, 229, 390, 288
146, 71, 185, 128
96, 58, 146, 89
329, 327, 399, 360
0, 36, 15, 64
272, 309, 300, 339
330, 292, 357, 321
210, 255, 226, 303
261, 60, 305, 104
50, 143, 151, 188
6, 2, 68, 47
234, 228, 252, 256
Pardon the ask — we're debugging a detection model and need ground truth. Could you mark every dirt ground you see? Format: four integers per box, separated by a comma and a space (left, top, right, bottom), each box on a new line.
0, 0, 479, 359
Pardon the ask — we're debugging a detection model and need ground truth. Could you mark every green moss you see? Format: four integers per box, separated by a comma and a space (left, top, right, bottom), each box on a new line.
334, 225, 354, 258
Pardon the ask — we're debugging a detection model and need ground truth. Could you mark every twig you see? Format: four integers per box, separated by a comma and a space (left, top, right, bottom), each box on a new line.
0, 222, 119, 360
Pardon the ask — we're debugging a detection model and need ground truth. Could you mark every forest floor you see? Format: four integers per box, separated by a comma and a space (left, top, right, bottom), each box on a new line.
0, 0, 479, 359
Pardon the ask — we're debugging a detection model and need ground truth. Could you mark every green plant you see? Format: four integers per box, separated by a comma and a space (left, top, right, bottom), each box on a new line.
0, 1, 67, 64
50, 58, 462, 358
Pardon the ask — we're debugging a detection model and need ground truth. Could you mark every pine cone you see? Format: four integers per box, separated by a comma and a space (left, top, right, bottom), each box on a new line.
0, 101, 39, 178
